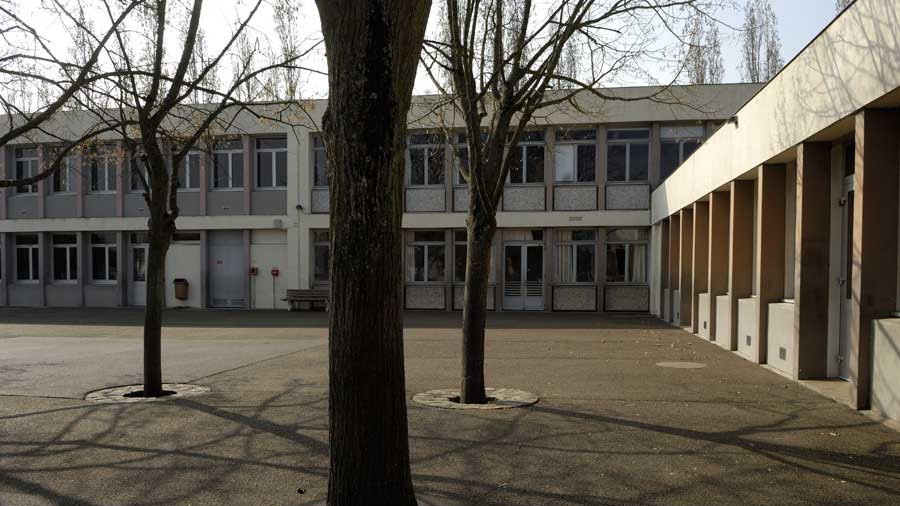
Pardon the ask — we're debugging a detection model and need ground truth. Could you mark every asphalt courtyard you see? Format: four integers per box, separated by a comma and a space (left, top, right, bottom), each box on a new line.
0, 308, 898, 506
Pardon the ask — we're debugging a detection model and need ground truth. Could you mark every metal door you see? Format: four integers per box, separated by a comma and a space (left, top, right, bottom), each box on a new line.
838, 177, 853, 380
209, 231, 246, 308
130, 243, 148, 306
503, 242, 544, 310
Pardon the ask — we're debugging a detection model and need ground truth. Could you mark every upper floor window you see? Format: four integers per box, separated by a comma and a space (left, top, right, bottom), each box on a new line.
605, 228, 649, 284
313, 230, 330, 283
509, 130, 544, 184
88, 148, 117, 193
554, 229, 596, 283
607, 129, 649, 182
14, 148, 38, 194
555, 129, 596, 183
660, 126, 704, 182
407, 133, 445, 186
52, 234, 78, 283
256, 137, 287, 189
177, 151, 202, 190
312, 135, 328, 187
16, 234, 39, 282
407, 230, 445, 282
49, 151, 76, 194
90, 233, 117, 283
212, 139, 243, 189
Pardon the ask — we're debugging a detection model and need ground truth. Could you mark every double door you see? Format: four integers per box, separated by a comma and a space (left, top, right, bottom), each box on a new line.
503, 242, 544, 310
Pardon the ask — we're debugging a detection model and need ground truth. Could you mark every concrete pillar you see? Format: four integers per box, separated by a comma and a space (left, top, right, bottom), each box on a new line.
668, 213, 681, 323
545, 127, 555, 212
444, 143, 454, 213
597, 125, 607, 210
243, 229, 252, 308
597, 225, 606, 313
544, 226, 553, 312
708, 191, 730, 342
793, 142, 832, 379
37, 233, 48, 306
849, 109, 900, 409
727, 180, 754, 350
242, 135, 252, 214
649, 122, 661, 188
116, 231, 126, 307
659, 218, 670, 318
74, 152, 84, 218
199, 149, 208, 215
754, 164, 786, 363
679, 208, 694, 327
36, 145, 46, 219
115, 140, 125, 217
691, 201, 709, 334
199, 230, 209, 309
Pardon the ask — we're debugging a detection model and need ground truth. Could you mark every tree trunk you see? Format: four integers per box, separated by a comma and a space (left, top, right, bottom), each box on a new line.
315, 1, 430, 504
142, 205, 173, 397
460, 206, 496, 404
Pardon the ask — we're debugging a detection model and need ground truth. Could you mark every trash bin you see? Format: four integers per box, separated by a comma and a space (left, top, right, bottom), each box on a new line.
173, 278, 189, 300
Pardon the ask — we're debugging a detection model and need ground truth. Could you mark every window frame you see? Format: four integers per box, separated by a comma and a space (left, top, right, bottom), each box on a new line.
406, 230, 446, 284
255, 137, 288, 189
14, 148, 39, 195
88, 151, 118, 194
176, 151, 203, 191
312, 134, 328, 188
507, 131, 546, 185
90, 233, 118, 284
52, 234, 78, 284
52, 155, 76, 194
452, 229, 496, 284
312, 230, 330, 284
554, 129, 598, 185
15, 234, 40, 283
554, 229, 596, 284
606, 128, 650, 183
406, 134, 446, 187
210, 139, 244, 190
605, 228, 649, 285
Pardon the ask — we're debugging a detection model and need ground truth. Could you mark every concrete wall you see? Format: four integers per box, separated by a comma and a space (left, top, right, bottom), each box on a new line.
208, 191, 245, 215
554, 185, 597, 211
872, 318, 900, 422
83, 194, 116, 218
250, 230, 289, 310
697, 293, 711, 339
453, 285, 496, 310
553, 285, 597, 311
606, 285, 649, 312
8, 195, 39, 220
405, 187, 446, 212
405, 285, 445, 309
737, 297, 759, 359
767, 302, 796, 376
83, 285, 119, 307
453, 187, 469, 212
46, 195, 77, 219
606, 184, 650, 210
311, 188, 329, 213
164, 242, 202, 308
715, 294, 731, 350
123, 194, 148, 217
251, 190, 287, 215
672, 288, 681, 324
503, 186, 545, 211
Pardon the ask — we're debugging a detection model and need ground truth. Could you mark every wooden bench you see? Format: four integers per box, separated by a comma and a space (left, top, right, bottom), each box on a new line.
284, 289, 329, 311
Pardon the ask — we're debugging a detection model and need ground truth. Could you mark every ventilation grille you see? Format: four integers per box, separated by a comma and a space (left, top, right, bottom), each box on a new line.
779, 347, 787, 360
746, 335, 752, 346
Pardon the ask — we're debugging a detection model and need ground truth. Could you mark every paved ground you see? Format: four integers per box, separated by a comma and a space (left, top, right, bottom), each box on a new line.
0, 308, 898, 505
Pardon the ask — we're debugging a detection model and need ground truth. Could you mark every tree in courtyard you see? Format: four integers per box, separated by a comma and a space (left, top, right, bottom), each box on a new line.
312, 0, 431, 503
421, 0, 724, 404
835, 0, 853, 13
739, 0, 783, 82
683, 15, 725, 84
0, 0, 311, 397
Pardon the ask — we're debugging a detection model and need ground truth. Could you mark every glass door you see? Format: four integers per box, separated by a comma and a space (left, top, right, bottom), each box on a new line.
503, 243, 544, 310
130, 243, 148, 307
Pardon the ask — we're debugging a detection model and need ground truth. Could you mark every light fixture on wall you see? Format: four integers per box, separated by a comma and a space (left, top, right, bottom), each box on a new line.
728, 115, 739, 127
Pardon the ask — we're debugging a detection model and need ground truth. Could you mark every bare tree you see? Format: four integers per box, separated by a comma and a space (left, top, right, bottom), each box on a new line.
313, 0, 431, 503
272, 0, 302, 100
739, 0, 782, 82
835, 0, 853, 13
421, 0, 721, 404
683, 15, 725, 84
0, 0, 312, 397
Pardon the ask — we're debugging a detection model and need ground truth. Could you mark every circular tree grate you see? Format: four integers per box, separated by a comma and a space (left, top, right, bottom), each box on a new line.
412, 388, 538, 410
84, 383, 210, 403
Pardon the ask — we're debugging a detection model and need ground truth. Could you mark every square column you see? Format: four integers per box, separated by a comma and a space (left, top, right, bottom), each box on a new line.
691, 201, 709, 334
727, 180, 754, 350
658, 218, 669, 318
678, 208, 694, 327
754, 164, 786, 363
794, 142, 831, 379
849, 109, 900, 409
668, 213, 680, 323
708, 191, 730, 342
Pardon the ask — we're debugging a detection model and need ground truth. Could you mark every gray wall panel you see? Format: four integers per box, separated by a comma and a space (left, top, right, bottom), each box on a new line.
605, 284, 650, 312
124, 194, 149, 217
554, 185, 597, 211
207, 191, 245, 215
251, 190, 287, 215
8, 284, 42, 306
7, 196, 39, 219
606, 183, 650, 210
84, 284, 120, 307
176, 192, 202, 216
46, 284, 82, 307
84, 194, 117, 218
45, 195, 78, 219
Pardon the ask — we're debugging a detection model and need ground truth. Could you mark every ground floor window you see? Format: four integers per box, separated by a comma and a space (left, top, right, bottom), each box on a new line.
16, 234, 39, 282
91, 233, 117, 283
555, 229, 595, 283
407, 230, 445, 282
605, 228, 648, 283
453, 230, 495, 283
313, 230, 329, 283
52, 234, 78, 282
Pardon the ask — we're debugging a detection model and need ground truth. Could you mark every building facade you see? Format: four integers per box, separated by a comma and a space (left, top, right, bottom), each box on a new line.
650, 0, 900, 423
0, 84, 758, 313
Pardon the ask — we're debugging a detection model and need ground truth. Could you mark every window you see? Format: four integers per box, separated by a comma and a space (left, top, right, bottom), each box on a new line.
607, 129, 649, 182
312, 135, 328, 187
53, 156, 76, 194
172, 232, 201, 242
605, 228, 649, 283
256, 137, 287, 188
14, 148, 38, 194
555, 129, 596, 183
52, 234, 78, 282
91, 233, 117, 282
554, 229, 596, 283
16, 234, 39, 282
313, 230, 330, 283
660, 126, 704, 182
89, 150, 117, 193
453, 230, 495, 283
407, 134, 445, 186
407, 231, 445, 282
211, 139, 244, 189
509, 131, 545, 184
452, 133, 470, 185
177, 151, 202, 190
